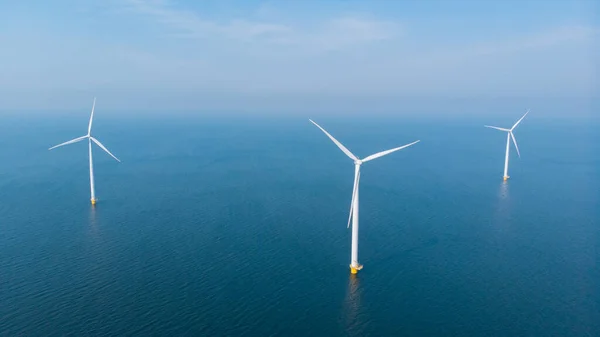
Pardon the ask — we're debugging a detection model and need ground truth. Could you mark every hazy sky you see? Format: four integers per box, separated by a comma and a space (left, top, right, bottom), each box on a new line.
0, 0, 597, 111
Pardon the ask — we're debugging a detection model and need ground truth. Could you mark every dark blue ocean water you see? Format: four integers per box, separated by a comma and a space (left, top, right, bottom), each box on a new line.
0, 113, 598, 336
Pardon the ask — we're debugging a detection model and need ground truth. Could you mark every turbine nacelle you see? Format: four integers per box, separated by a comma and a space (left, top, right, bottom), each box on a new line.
48, 98, 120, 162
309, 118, 420, 228
484, 109, 529, 159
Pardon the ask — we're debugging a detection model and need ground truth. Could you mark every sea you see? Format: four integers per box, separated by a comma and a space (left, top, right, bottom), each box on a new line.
0, 112, 598, 336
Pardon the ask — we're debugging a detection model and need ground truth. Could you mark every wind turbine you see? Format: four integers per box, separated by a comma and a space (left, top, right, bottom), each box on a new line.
49, 98, 120, 205
484, 109, 529, 181
309, 119, 419, 274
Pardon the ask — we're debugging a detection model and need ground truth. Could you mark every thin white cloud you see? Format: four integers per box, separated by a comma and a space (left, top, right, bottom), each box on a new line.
468, 25, 598, 56
427, 25, 598, 64
309, 17, 400, 50
123, 0, 289, 40
123, 0, 401, 50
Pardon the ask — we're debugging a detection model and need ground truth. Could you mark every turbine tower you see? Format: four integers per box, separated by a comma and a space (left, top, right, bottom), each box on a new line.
310, 119, 419, 274
49, 98, 120, 205
485, 109, 529, 181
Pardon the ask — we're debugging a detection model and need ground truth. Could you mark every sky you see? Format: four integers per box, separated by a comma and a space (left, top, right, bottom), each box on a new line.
0, 0, 598, 113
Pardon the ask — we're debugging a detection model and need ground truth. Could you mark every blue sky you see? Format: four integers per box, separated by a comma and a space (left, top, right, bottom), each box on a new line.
0, 0, 597, 112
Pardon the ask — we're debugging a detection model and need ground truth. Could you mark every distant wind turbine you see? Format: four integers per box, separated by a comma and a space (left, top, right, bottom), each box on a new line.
309, 119, 419, 274
49, 98, 120, 205
484, 109, 529, 181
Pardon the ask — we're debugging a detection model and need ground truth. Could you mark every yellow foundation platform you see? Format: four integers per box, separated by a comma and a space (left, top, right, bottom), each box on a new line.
350, 264, 363, 274
503, 176, 509, 181
91, 199, 97, 205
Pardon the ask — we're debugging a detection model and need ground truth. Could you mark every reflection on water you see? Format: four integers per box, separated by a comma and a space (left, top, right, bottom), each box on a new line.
88, 205, 99, 237
498, 181, 509, 200
492, 181, 511, 233
342, 274, 366, 336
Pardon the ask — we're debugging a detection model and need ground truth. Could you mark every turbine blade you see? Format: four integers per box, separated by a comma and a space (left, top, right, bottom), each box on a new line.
48, 135, 88, 150
510, 132, 521, 158
347, 169, 361, 228
362, 140, 420, 163
484, 125, 510, 132
88, 97, 96, 135
511, 109, 529, 131
309, 119, 358, 161
90, 137, 120, 162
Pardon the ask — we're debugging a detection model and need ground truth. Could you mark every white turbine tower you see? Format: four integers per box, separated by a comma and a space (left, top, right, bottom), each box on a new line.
484, 109, 529, 181
49, 98, 121, 205
310, 119, 420, 274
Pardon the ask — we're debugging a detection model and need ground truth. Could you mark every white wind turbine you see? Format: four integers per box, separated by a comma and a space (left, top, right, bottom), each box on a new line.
484, 109, 529, 181
310, 119, 420, 274
49, 98, 121, 205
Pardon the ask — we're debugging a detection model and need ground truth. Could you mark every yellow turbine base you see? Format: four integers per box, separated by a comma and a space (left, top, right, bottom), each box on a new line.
350, 264, 363, 274
503, 176, 509, 181
91, 199, 97, 205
